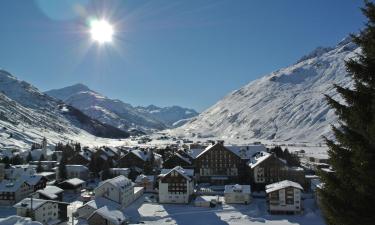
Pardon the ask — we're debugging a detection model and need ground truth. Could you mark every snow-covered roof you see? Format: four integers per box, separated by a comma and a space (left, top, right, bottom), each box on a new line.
195, 144, 216, 158
66, 165, 89, 172
195, 195, 219, 203
0, 216, 42, 225
159, 166, 194, 181
82, 197, 120, 211
248, 151, 272, 169
98, 175, 132, 190
185, 148, 205, 159
174, 152, 192, 164
89, 206, 128, 225
135, 174, 155, 183
224, 184, 251, 194
0, 179, 26, 192
22, 175, 44, 186
130, 149, 149, 161
14, 198, 48, 210
61, 178, 85, 186
265, 180, 303, 193
226, 145, 267, 160
38, 185, 63, 195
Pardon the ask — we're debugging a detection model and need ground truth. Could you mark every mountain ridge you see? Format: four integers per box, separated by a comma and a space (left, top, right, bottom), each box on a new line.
171, 37, 358, 143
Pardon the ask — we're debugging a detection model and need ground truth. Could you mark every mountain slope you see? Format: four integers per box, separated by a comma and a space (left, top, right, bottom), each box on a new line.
46, 85, 198, 131
172, 37, 358, 143
0, 70, 129, 148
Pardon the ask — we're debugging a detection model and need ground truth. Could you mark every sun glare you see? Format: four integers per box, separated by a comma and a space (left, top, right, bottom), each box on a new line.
89, 19, 114, 44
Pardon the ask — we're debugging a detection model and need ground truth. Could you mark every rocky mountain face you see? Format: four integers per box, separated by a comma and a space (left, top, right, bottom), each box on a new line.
46, 85, 198, 132
172, 37, 358, 143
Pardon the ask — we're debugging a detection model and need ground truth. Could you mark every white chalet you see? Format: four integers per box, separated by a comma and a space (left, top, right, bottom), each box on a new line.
94, 175, 134, 208
158, 166, 194, 204
224, 184, 251, 204
76, 196, 121, 219
14, 198, 69, 225
266, 180, 303, 214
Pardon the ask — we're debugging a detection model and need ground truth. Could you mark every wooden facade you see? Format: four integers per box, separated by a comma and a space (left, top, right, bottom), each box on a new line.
194, 143, 248, 185
163, 154, 192, 169
117, 152, 146, 170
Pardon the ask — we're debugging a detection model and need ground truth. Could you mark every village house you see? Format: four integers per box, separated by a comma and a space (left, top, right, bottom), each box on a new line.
163, 152, 193, 169
0, 179, 32, 205
66, 151, 91, 166
158, 166, 194, 204
135, 174, 155, 192
224, 184, 251, 204
87, 206, 128, 225
109, 168, 130, 178
32, 186, 64, 201
5, 165, 37, 180
64, 165, 89, 180
248, 151, 306, 190
58, 178, 85, 193
22, 175, 47, 192
265, 180, 303, 214
94, 175, 134, 208
117, 149, 162, 173
14, 198, 69, 225
29, 161, 58, 172
76, 196, 121, 219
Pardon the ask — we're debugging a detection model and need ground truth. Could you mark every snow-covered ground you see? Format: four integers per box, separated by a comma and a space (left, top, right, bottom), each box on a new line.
69, 194, 325, 225
123, 196, 325, 225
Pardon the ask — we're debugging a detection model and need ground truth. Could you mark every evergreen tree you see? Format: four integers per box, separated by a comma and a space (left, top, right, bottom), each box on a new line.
58, 154, 67, 181
39, 154, 45, 162
51, 152, 58, 161
101, 160, 111, 180
319, 2, 375, 225
36, 160, 43, 173
26, 152, 33, 162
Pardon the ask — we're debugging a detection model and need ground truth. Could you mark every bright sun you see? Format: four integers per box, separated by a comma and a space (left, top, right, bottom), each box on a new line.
89, 19, 114, 44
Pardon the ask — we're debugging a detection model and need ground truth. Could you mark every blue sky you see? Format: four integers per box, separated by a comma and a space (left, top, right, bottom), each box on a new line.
0, 0, 365, 111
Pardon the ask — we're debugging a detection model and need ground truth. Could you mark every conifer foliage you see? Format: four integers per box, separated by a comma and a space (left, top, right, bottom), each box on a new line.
320, 1, 375, 225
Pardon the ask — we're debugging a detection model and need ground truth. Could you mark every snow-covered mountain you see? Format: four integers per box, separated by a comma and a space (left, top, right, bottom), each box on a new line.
136, 105, 198, 127
0, 70, 129, 148
45, 85, 198, 131
172, 37, 358, 143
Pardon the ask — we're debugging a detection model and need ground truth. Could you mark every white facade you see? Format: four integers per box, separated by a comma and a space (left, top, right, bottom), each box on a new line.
0, 179, 33, 205
224, 184, 251, 204
64, 165, 89, 180
94, 175, 134, 208
14, 198, 60, 225
158, 167, 194, 204
266, 180, 303, 214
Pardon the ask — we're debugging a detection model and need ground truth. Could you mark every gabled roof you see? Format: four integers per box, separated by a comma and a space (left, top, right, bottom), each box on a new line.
159, 166, 194, 181
88, 206, 127, 225
196, 143, 242, 159
13, 198, 48, 210
0, 179, 27, 192
14, 198, 69, 210
97, 175, 132, 191
135, 174, 155, 183
22, 175, 45, 186
80, 197, 120, 211
38, 186, 63, 196
61, 178, 85, 187
65, 165, 89, 172
169, 153, 191, 165
248, 151, 272, 169
265, 180, 303, 193
226, 145, 267, 160
224, 184, 251, 194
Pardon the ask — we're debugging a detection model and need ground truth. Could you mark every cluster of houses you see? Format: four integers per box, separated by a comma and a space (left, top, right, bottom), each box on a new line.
0, 140, 328, 224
